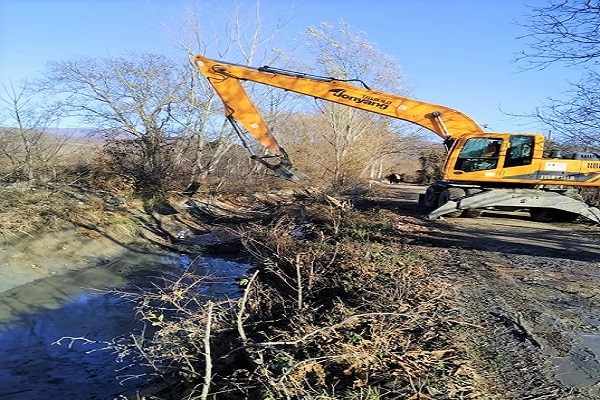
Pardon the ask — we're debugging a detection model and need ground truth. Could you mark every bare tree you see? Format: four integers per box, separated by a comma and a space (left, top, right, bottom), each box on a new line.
28, 1, 301, 196
295, 21, 412, 189
0, 81, 68, 182
162, 1, 301, 184
518, 1, 600, 145
517, 1, 600, 69
42, 53, 223, 194
532, 74, 600, 146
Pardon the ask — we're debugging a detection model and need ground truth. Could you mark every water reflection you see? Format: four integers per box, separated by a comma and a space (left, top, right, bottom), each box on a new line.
0, 252, 251, 399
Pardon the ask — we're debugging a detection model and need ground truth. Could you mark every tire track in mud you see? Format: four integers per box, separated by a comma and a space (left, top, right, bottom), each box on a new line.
416, 218, 600, 399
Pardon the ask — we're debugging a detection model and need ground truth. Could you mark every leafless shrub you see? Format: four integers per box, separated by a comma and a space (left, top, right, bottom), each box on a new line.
224, 200, 475, 399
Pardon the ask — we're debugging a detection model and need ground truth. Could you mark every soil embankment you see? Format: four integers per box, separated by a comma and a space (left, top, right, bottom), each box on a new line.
0, 185, 248, 399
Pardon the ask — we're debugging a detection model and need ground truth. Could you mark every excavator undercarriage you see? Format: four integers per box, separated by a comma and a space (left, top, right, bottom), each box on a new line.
420, 184, 600, 224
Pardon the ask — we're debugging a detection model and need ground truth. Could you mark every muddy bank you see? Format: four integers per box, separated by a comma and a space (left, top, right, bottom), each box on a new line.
0, 226, 136, 294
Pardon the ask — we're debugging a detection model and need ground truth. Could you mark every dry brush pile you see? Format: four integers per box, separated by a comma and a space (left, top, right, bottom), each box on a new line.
113, 196, 485, 399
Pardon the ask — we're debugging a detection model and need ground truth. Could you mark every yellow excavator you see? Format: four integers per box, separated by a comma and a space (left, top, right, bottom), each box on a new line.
193, 55, 600, 224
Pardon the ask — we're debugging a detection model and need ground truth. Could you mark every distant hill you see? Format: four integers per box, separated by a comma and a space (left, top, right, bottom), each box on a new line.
44, 127, 98, 137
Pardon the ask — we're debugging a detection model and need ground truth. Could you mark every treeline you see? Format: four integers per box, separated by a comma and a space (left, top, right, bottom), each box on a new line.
0, 21, 428, 198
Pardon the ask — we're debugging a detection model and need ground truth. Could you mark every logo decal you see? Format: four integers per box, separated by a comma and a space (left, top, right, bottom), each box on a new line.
329, 89, 391, 110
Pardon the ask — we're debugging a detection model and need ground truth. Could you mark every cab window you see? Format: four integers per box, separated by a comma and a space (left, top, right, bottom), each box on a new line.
503, 135, 533, 167
454, 138, 502, 172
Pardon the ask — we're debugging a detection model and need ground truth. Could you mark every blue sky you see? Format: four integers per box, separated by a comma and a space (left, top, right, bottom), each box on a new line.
0, 0, 578, 136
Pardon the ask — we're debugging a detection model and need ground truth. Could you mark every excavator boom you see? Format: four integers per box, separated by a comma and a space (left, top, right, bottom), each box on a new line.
193, 55, 484, 143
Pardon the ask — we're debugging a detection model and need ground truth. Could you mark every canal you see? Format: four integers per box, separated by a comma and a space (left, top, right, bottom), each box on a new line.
0, 251, 251, 399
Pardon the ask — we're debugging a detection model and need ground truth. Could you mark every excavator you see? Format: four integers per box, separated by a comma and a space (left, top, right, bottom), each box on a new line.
192, 55, 600, 224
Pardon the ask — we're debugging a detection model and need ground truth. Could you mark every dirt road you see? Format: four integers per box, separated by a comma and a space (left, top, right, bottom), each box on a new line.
374, 183, 600, 399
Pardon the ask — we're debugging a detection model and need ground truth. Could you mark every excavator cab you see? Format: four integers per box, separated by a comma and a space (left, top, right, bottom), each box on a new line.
445, 134, 537, 184
452, 135, 533, 173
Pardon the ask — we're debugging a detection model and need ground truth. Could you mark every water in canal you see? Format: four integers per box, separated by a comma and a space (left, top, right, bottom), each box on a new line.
0, 251, 252, 399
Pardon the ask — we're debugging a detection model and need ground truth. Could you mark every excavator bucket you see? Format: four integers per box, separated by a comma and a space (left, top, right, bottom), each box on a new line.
250, 153, 308, 181
269, 163, 308, 181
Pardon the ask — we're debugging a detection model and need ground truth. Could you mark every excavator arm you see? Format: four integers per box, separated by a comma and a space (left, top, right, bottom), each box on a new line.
193, 55, 484, 156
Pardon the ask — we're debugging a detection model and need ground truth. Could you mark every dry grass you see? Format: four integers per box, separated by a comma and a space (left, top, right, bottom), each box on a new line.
0, 183, 140, 242
0, 184, 83, 238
